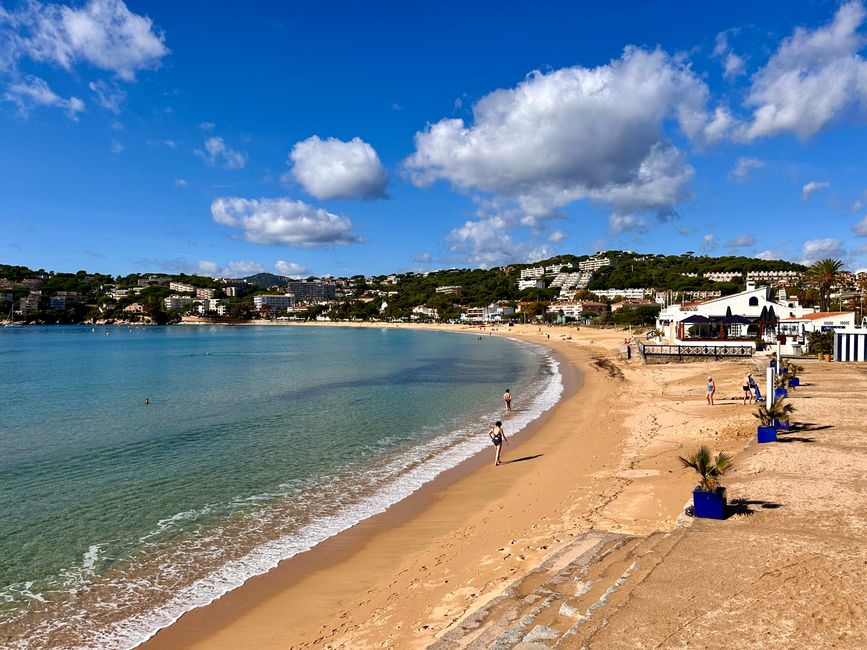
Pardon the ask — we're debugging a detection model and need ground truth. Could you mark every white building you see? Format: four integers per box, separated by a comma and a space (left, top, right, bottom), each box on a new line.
591, 288, 649, 300
164, 295, 195, 310
19, 291, 41, 313
546, 301, 608, 319
746, 270, 802, 284
778, 311, 856, 354
460, 302, 516, 323
518, 279, 546, 291
703, 271, 743, 283
519, 267, 545, 280
412, 306, 439, 319
196, 287, 217, 299
578, 256, 611, 272
656, 285, 813, 345
435, 285, 462, 294
545, 263, 573, 275
253, 294, 295, 312
169, 281, 196, 294
550, 271, 592, 290
196, 298, 226, 316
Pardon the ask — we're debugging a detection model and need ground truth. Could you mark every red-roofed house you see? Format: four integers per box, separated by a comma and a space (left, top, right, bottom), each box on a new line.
778, 311, 856, 354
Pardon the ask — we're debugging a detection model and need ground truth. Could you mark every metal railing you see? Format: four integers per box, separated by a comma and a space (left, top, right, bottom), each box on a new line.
637, 340, 754, 358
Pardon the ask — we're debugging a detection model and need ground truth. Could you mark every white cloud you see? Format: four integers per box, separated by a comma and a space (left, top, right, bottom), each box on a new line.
800, 237, 845, 264
609, 213, 648, 234
702, 233, 717, 252
713, 31, 746, 79
3, 74, 83, 118
755, 249, 782, 260
853, 214, 867, 236
211, 196, 362, 247
199, 121, 215, 131
802, 181, 830, 200
109, 139, 122, 153
404, 47, 724, 219
274, 260, 308, 277
288, 136, 388, 200
548, 229, 567, 243
88, 79, 125, 113
195, 136, 246, 169
174, 178, 188, 187
3, 0, 169, 81
729, 156, 765, 181
446, 214, 552, 269
743, 1, 867, 140
725, 233, 755, 248
413, 252, 433, 263
194, 260, 220, 276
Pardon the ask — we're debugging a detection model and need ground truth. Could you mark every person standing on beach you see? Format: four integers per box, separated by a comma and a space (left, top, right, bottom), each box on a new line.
706, 376, 716, 405
488, 420, 508, 466
742, 372, 753, 404
503, 389, 512, 412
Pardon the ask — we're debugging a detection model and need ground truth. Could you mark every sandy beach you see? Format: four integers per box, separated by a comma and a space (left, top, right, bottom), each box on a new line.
140, 323, 866, 649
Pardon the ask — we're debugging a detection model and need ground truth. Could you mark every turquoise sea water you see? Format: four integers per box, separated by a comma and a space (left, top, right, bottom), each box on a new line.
0, 325, 561, 649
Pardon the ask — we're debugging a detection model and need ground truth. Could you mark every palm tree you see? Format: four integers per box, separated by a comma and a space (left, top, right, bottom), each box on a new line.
753, 399, 795, 426
805, 258, 844, 312
678, 445, 733, 492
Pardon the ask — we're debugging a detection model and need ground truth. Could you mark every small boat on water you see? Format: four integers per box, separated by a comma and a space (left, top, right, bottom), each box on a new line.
4, 305, 22, 327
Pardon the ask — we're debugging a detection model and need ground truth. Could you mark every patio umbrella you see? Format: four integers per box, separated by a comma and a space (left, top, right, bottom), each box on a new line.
680, 314, 714, 324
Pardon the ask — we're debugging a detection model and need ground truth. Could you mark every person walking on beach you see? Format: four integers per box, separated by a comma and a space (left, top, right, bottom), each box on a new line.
503, 389, 512, 413
706, 376, 716, 405
742, 372, 753, 404
488, 420, 508, 466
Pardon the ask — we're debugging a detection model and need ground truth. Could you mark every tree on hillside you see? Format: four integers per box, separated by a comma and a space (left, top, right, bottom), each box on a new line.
805, 258, 844, 312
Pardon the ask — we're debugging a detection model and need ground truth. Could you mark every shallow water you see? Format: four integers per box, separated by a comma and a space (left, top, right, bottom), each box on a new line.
0, 325, 561, 648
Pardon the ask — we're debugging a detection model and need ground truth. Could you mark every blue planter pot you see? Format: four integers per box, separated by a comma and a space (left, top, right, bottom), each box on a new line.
758, 425, 777, 443
693, 487, 726, 519
773, 419, 790, 431
788, 377, 800, 388
774, 388, 788, 400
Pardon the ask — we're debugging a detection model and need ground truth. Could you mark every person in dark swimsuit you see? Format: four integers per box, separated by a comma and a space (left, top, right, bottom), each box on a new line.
488, 420, 508, 466
503, 389, 512, 412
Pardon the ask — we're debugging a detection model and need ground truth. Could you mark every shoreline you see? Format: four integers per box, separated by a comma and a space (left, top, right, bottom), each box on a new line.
139, 328, 582, 648
139, 323, 680, 649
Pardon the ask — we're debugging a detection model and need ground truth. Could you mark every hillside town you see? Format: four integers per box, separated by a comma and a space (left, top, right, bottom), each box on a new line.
3, 251, 866, 356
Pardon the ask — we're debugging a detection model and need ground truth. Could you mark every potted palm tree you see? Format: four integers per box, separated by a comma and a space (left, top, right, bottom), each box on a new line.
754, 399, 795, 441
679, 445, 733, 519
782, 360, 803, 388
774, 372, 790, 400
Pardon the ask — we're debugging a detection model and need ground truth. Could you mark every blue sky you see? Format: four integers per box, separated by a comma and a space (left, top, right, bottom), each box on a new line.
2, 0, 867, 278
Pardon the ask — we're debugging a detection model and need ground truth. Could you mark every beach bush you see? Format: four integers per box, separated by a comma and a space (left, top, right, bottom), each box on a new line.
678, 445, 733, 493
753, 399, 794, 427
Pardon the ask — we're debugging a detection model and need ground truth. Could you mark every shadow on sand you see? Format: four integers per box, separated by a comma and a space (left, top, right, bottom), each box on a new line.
727, 498, 783, 517
505, 454, 544, 464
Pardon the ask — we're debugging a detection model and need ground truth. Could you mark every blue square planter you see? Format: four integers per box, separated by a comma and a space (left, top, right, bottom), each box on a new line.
773, 419, 790, 431
774, 388, 788, 400
693, 488, 726, 519
758, 425, 777, 443
788, 377, 800, 388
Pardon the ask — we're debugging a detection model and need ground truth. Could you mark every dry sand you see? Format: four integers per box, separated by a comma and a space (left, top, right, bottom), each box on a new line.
140, 323, 866, 649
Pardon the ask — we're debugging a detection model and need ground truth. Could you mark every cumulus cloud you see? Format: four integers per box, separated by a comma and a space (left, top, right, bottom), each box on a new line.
800, 237, 845, 264
195, 136, 246, 169
287, 136, 388, 200
211, 196, 362, 247
802, 181, 830, 200
413, 252, 433, 263
3, 74, 83, 118
548, 229, 567, 243
609, 213, 648, 234
743, 2, 867, 140
729, 156, 765, 181
853, 214, 867, 236
755, 249, 783, 260
274, 260, 308, 277
446, 213, 553, 269
2, 0, 169, 81
713, 31, 746, 79
88, 79, 125, 113
174, 178, 188, 186
404, 47, 726, 220
725, 233, 755, 248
